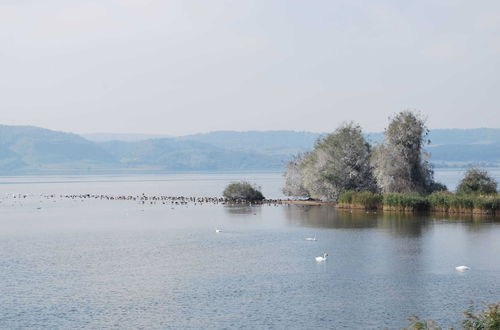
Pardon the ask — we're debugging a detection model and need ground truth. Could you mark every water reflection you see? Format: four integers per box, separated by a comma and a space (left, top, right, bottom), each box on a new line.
283, 205, 378, 229
283, 205, 500, 238
283, 205, 432, 237
379, 212, 430, 238
430, 213, 500, 233
223, 204, 261, 215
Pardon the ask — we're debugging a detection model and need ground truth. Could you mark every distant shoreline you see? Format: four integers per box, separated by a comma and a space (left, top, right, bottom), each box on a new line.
1, 165, 500, 177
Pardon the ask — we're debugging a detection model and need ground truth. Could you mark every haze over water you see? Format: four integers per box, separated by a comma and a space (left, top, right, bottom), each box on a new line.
1, 171, 500, 329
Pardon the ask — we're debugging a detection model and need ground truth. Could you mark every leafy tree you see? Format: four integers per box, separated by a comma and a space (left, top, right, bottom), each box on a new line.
428, 181, 448, 192
456, 168, 497, 195
223, 181, 265, 201
285, 122, 377, 201
372, 111, 439, 194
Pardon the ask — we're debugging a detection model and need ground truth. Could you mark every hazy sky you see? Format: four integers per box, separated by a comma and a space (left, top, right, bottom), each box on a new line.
1, 0, 499, 135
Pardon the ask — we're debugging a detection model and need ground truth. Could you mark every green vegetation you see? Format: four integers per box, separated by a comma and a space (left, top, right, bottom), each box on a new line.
457, 168, 498, 195
427, 191, 453, 212
405, 302, 500, 330
338, 190, 500, 215
428, 191, 500, 214
223, 181, 265, 201
382, 193, 430, 212
338, 191, 382, 210
462, 303, 500, 330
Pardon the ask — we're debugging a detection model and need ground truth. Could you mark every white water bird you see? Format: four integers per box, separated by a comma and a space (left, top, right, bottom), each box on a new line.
315, 253, 328, 262
305, 236, 317, 241
455, 265, 470, 271
215, 228, 222, 233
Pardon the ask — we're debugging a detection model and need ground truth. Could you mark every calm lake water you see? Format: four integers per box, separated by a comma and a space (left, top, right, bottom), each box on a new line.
1, 170, 499, 329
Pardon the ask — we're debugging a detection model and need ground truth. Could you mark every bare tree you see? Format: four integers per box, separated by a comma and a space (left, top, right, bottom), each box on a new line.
284, 122, 377, 201
282, 153, 310, 198
372, 111, 434, 193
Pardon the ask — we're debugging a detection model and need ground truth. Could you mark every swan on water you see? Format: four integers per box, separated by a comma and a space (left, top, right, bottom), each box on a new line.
215, 228, 222, 233
455, 265, 470, 271
315, 253, 328, 262
305, 236, 317, 241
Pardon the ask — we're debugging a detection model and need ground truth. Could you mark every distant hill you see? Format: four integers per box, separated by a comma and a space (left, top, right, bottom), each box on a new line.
366, 128, 500, 146
178, 130, 324, 156
0, 144, 25, 171
0, 125, 293, 174
427, 128, 500, 146
100, 139, 286, 171
367, 128, 500, 166
83, 133, 171, 142
0, 125, 499, 174
180, 129, 500, 166
428, 143, 500, 165
0, 125, 116, 173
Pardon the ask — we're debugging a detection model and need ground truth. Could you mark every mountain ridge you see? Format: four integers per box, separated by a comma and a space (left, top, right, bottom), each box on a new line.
1, 124, 499, 174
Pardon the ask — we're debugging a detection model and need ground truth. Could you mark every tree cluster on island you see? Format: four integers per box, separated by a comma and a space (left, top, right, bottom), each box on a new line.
282, 110, 498, 208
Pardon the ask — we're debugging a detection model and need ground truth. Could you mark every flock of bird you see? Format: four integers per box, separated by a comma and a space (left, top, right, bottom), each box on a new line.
1, 192, 286, 207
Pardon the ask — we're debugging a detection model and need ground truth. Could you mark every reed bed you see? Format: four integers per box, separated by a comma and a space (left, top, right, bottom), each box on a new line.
338, 191, 500, 215
338, 191, 382, 210
382, 193, 430, 212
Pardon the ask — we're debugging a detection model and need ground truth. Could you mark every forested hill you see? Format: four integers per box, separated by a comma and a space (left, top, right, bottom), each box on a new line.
366, 128, 500, 167
366, 128, 500, 146
98, 139, 284, 171
0, 125, 499, 174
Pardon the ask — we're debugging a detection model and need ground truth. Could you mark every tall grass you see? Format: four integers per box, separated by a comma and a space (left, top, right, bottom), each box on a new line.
429, 192, 500, 214
427, 191, 452, 212
338, 191, 382, 210
382, 193, 429, 212
338, 191, 500, 215
338, 190, 355, 204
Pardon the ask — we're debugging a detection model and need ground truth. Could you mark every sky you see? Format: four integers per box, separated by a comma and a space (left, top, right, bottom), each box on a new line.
0, 0, 499, 135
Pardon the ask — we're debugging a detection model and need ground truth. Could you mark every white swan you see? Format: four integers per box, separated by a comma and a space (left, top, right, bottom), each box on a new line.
315, 253, 328, 262
305, 236, 317, 241
215, 228, 222, 233
455, 265, 470, 271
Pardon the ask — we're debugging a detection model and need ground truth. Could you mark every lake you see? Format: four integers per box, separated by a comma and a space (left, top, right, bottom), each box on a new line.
1, 170, 499, 329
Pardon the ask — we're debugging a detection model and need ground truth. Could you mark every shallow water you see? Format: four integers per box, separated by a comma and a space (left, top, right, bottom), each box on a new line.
1, 172, 499, 329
